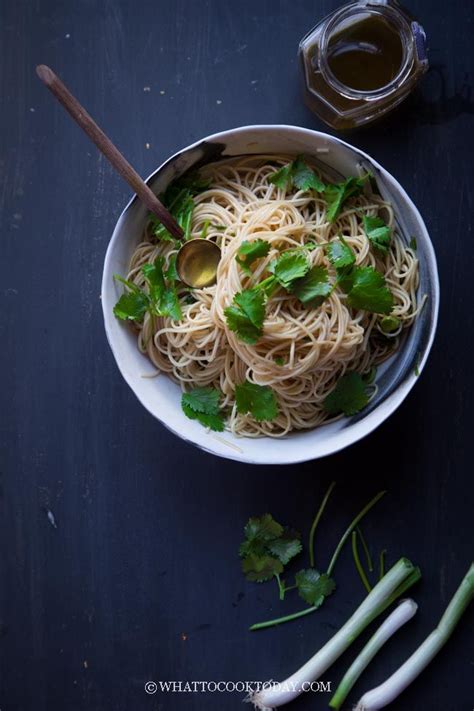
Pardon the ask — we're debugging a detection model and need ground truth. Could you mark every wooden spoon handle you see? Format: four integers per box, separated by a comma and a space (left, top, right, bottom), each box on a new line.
36, 64, 183, 240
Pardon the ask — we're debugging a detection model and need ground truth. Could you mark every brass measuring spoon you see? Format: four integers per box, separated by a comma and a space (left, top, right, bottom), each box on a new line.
36, 65, 221, 288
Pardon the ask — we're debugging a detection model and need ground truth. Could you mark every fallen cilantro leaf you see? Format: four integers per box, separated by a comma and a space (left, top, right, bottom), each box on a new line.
269, 164, 293, 189
363, 215, 391, 254
181, 387, 225, 432
346, 266, 393, 314
236, 239, 270, 274
291, 265, 332, 306
268, 530, 303, 565
242, 554, 283, 582
235, 381, 278, 422
239, 516, 302, 587
295, 569, 336, 606
326, 238, 356, 270
323, 372, 369, 416
244, 513, 284, 544
270, 250, 311, 289
324, 174, 370, 223
225, 289, 266, 344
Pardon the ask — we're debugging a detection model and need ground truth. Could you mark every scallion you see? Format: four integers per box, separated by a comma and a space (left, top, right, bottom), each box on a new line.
354, 563, 474, 710
249, 558, 420, 709
329, 599, 417, 710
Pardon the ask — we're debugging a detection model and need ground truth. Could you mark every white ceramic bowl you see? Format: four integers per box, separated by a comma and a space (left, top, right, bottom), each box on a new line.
102, 125, 439, 464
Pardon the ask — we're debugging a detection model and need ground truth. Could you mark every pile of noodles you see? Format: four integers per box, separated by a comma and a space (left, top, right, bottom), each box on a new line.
125, 155, 420, 438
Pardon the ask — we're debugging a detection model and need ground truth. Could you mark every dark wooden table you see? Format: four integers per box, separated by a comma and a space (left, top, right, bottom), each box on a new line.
1, 1, 473, 709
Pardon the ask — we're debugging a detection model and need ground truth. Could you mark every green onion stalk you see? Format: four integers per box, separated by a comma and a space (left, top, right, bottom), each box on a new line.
249, 558, 420, 709
354, 563, 474, 710
329, 599, 418, 710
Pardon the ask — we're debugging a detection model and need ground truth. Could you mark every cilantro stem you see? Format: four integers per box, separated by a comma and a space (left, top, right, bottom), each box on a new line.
255, 275, 277, 293
357, 526, 374, 572
352, 531, 372, 593
309, 481, 336, 568
201, 219, 210, 239
275, 574, 286, 601
326, 491, 386, 577
249, 603, 320, 631
379, 549, 387, 580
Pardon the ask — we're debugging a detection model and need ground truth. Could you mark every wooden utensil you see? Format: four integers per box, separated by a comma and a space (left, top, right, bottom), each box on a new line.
36, 64, 183, 238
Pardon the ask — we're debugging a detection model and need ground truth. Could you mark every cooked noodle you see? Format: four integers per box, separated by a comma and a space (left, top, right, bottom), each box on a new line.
125, 155, 419, 437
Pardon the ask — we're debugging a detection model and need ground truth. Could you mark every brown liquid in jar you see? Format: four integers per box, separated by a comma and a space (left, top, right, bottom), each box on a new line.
299, 2, 428, 130
327, 15, 404, 92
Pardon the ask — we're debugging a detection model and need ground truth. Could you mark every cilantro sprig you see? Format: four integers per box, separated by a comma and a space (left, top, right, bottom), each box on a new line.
224, 289, 266, 345
236, 239, 270, 275
325, 238, 394, 315
235, 381, 278, 422
363, 214, 391, 254
269, 156, 326, 193
239, 514, 302, 592
181, 387, 225, 432
323, 372, 370, 417
247, 486, 390, 631
148, 173, 210, 242
324, 174, 371, 223
290, 265, 332, 306
113, 255, 183, 322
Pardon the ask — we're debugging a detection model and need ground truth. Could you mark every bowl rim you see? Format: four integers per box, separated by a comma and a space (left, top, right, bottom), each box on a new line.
101, 124, 439, 464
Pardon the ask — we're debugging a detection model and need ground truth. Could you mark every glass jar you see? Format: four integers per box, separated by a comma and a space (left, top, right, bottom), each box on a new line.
299, 0, 428, 130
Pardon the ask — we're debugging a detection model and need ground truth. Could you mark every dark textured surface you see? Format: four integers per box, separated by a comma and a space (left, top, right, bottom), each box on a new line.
1, 1, 473, 710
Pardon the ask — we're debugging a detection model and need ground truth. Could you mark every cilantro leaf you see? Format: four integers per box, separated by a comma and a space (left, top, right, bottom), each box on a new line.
326, 238, 356, 269
269, 250, 311, 289
267, 529, 303, 565
235, 381, 278, 422
242, 554, 283, 582
142, 257, 183, 320
142, 258, 166, 302
269, 164, 293, 189
291, 265, 332, 306
244, 513, 284, 543
363, 215, 391, 254
239, 516, 301, 585
346, 266, 393, 314
295, 569, 336, 606
269, 156, 326, 193
409, 236, 417, 250
181, 387, 225, 432
323, 372, 369, 416
291, 156, 326, 192
324, 174, 370, 223
149, 173, 210, 241
236, 239, 270, 274
113, 288, 150, 321
165, 254, 179, 282
225, 289, 266, 344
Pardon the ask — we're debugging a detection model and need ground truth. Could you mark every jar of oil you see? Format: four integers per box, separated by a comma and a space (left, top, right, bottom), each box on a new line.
299, 1, 428, 130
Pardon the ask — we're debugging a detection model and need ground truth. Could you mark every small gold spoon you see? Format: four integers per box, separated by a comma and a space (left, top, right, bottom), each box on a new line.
36, 65, 221, 288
